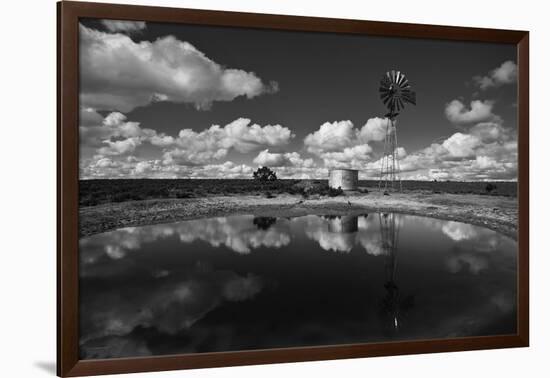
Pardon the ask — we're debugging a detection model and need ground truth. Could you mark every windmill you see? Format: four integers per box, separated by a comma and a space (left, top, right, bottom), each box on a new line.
378, 70, 416, 192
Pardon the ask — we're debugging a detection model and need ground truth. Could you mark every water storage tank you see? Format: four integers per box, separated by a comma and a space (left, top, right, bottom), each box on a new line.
328, 169, 358, 191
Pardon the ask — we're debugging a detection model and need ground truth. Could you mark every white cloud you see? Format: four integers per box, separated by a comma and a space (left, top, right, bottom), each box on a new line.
363, 116, 517, 181
98, 137, 142, 156
80, 112, 294, 172
441, 133, 481, 158
474, 61, 517, 90
358, 117, 389, 143
271, 166, 328, 180
79, 104, 516, 181
321, 144, 372, 168
80, 154, 258, 180
193, 162, 254, 179
162, 118, 294, 166
303, 118, 389, 169
79, 24, 278, 112
304, 120, 357, 155
445, 100, 498, 124
79, 107, 104, 127
80, 111, 158, 155
469, 122, 511, 143
100, 20, 147, 33
149, 134, 175, 147
253, 149, 314, 168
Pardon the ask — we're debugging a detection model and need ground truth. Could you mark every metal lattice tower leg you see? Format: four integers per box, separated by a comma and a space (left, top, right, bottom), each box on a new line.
378, 118, 402, 192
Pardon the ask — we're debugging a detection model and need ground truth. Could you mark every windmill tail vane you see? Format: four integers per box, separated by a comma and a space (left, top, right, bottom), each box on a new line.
377, 70, 416, 192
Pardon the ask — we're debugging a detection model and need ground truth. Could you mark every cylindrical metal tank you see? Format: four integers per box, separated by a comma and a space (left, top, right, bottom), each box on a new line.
328, 169, 358, 191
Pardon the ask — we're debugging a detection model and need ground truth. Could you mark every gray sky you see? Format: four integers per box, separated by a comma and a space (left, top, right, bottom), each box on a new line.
79, 18, 517, 181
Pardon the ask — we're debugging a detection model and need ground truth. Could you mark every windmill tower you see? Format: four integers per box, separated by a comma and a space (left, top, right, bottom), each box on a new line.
378, 71, 416, 192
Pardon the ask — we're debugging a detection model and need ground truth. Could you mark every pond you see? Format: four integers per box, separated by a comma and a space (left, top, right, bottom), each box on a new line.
79, 213, 517, 359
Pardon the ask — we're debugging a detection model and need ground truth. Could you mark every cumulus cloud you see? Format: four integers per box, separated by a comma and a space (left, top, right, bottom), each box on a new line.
162, 118, 294, 166
100, 19, 147, 33
304, 120, 357, 155
363, 116, 517, 181
98, 137, 142, 156
80, 155, 258, 180
474, 61, 517, 90
80, 112, 295, 177
320, 144, 373, 168
79, 107, 104, 127
80, 111, 159, 155
79, 24, 278, 112
441, 133, 481, 158
469, 122, 510, 143
253, 149, 314, 168
445, 100, 499, 124
78, 104, 516, 181
303, 118, 389, 169
358, 117, 390, 143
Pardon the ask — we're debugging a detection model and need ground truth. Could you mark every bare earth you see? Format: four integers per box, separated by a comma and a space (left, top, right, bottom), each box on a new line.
79, 191, 518, 240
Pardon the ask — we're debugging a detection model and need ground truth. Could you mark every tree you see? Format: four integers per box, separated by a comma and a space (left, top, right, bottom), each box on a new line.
253, 166, 277, 181
485, 183, 497, 193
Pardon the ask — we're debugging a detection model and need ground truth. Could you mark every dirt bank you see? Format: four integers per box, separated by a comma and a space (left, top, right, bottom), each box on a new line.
79, 191, 518, 240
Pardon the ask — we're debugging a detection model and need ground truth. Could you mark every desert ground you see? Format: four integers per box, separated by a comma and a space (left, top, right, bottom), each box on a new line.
79, 180, 517, 239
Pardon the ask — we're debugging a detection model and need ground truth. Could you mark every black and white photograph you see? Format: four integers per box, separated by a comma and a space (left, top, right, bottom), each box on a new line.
77, 17, 519, 360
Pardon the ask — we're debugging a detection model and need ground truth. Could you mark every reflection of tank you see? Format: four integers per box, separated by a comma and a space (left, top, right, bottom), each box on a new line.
329, 169, 358, 191
327, 215, 358, 233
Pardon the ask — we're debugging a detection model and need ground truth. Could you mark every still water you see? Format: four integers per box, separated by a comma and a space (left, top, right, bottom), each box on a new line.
79, 213, 517, 359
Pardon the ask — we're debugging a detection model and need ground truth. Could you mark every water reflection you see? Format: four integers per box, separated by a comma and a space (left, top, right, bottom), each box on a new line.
79, 213, 517, 359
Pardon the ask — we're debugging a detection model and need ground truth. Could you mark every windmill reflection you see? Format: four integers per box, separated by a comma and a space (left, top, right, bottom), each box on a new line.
378, 213, 414, 335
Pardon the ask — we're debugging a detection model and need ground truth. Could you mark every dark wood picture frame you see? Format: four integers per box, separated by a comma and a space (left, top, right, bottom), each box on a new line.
57, 1, 529, 376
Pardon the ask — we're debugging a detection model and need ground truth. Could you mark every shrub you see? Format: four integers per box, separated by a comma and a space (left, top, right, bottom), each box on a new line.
253, 166, 277, 181
485, 183, 497, 193
328, 186, 344, 197
175, 191, 193, 199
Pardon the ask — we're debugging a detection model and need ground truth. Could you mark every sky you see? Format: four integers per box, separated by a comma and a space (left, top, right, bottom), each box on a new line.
79, 18, 518, 181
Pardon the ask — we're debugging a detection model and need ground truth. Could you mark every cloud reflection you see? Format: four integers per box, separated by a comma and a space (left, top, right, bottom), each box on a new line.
446, 252, 490, 274
80, 266, 263, 358
442, 221, 479, 241
80, 215, 291, 263
79, 213, 517, 359
174, 216, 290, 254
301, 214, 385, 255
